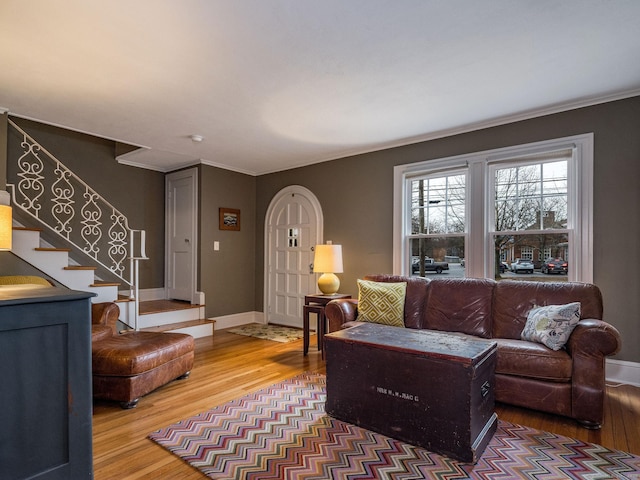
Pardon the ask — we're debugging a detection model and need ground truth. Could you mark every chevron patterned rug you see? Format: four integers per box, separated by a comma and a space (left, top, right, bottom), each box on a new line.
149, 373, 640, 479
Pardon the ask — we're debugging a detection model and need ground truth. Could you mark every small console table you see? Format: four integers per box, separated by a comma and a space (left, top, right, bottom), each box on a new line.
303, 293, 351, 355
0, 285, 95, 479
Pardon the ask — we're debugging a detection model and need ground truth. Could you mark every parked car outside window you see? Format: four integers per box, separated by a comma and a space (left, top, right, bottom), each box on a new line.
541, 258, 568, 274
510, 259, 534, 274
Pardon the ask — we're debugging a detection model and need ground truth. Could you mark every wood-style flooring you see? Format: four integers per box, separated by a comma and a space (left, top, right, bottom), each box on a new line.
92, 330, 640, 479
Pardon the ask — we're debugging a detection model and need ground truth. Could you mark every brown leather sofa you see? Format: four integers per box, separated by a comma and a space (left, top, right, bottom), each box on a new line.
91, 302, 195, 408
325, 275, 622, 429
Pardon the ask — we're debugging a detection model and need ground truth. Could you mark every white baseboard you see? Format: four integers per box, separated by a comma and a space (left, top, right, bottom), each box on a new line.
211, 311, 265, 330
606, 359, 640, 387
170, 322, 214, 339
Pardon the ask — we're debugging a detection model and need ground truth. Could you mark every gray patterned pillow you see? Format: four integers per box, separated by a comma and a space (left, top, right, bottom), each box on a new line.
521, 302, 581, 351
356, 279, 406, 327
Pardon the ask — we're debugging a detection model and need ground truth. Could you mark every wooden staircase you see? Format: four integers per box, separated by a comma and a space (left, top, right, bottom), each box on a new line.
10, 226, 214, 338
121, 298, 215, 337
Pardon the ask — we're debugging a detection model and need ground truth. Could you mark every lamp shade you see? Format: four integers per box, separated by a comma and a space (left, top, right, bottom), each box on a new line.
0, 205, 12, 251
313, 244, 343, 273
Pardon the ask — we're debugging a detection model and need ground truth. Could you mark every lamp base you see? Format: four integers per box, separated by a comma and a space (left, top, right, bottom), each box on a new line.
317, 273, 340, 295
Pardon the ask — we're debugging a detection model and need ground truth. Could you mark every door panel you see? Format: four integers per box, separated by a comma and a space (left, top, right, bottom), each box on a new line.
266, 187, 321, 327
166, 169, 197, 302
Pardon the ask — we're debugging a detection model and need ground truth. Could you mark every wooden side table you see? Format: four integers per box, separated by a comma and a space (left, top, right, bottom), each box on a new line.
303, 293, 351, 356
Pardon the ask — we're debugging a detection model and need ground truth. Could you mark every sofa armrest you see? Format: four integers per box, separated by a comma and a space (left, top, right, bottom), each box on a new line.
91, 302, 121, 334
325, 299, 358, 333
567, 318, 621, 357
567, 318, 622, 427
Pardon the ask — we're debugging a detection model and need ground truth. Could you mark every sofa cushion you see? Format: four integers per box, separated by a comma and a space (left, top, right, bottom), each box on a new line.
521, 302, 581, 350
492, 280, 603, 340
364, 275, 429, 329
423, 278, 495, 338
356, 279, 406, 327
495, 339, 572, 382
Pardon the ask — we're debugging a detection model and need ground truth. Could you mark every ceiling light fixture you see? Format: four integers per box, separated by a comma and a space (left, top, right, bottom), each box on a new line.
190, 134, 204, 143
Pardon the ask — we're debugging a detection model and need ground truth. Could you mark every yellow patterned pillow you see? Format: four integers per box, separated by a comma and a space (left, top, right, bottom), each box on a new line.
356, 279, 406, 327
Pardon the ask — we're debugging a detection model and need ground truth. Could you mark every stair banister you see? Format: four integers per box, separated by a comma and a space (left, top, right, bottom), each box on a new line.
7, 118, 147, 327
129, 229, 148, 330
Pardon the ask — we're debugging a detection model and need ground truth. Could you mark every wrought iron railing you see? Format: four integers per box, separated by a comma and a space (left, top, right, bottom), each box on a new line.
7, 119, 147, 312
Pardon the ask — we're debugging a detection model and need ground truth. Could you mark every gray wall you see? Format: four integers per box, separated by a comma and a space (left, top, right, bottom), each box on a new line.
199, 164, 256, 317
1, 119, 258, 319
256, 96, 640, 362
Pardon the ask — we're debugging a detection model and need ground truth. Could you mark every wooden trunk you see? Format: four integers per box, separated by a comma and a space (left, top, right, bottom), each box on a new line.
325, 322, 498, 463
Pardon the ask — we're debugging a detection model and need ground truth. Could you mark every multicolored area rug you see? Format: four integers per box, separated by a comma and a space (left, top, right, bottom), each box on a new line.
149, 373, 640, 479
227, 323, 306, 343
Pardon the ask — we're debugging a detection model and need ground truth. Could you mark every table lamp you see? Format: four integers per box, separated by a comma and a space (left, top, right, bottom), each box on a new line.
313, 242, 343, 295
0, 190, 12, 251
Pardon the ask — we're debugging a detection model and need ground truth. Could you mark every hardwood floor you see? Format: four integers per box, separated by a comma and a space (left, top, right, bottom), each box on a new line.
92, 330, 640, 479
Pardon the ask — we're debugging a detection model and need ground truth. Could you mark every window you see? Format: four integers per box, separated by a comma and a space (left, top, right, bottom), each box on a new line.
408, 172, 466, 275
520, 247, 534, 261
394, 134, 593, 282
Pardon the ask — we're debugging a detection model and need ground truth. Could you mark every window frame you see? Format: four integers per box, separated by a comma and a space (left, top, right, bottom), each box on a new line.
393, 133, 594, 282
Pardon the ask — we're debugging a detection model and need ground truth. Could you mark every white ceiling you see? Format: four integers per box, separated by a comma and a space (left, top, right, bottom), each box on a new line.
2, 1, 640, 175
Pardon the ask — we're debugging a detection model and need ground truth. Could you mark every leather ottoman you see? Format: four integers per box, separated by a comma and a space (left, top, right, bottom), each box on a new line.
92, 331, 194, 408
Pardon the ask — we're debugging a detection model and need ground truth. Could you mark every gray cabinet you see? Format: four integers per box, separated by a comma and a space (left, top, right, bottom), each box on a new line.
0, 285, 94, 479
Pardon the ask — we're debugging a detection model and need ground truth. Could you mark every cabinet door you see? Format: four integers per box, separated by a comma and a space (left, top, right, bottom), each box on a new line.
0, 294, 93, 479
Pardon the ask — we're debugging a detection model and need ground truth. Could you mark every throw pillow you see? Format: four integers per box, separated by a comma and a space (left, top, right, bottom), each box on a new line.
356, 279, 406, 327
521, 302, 581, 351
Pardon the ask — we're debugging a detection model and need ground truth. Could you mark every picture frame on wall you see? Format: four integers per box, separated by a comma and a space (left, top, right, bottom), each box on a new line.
219, 208, 240, 231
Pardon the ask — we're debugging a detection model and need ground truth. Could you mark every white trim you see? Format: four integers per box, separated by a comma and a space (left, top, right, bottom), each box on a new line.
392, 167, 404, 273
117, 156, 260, 175
199, 158, 257, 177
117, 149, 168, 173
211, 311, 264, 330
170, 322, 214, 339
394, 134, 594, 282
6, 111, 148, 150
606, 359, 640, 387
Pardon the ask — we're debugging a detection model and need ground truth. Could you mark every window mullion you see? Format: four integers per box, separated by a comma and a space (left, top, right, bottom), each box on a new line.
467, 159, 485, 278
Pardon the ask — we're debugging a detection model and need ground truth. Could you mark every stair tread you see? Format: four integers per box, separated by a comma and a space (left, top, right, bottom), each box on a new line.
12, 226, 42, 232
64, 266, 97, 270
139, 299, 204, 315
90, 282, 120, 287
138, 318, 215, 333
35, 247, 72, 252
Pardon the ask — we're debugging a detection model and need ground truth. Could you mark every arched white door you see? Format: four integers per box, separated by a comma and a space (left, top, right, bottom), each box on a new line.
264, 186, 322, 327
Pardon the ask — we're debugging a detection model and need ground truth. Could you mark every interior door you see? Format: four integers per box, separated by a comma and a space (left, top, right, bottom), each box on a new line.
166, 168, 198, 302
266, 186, 321, 328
